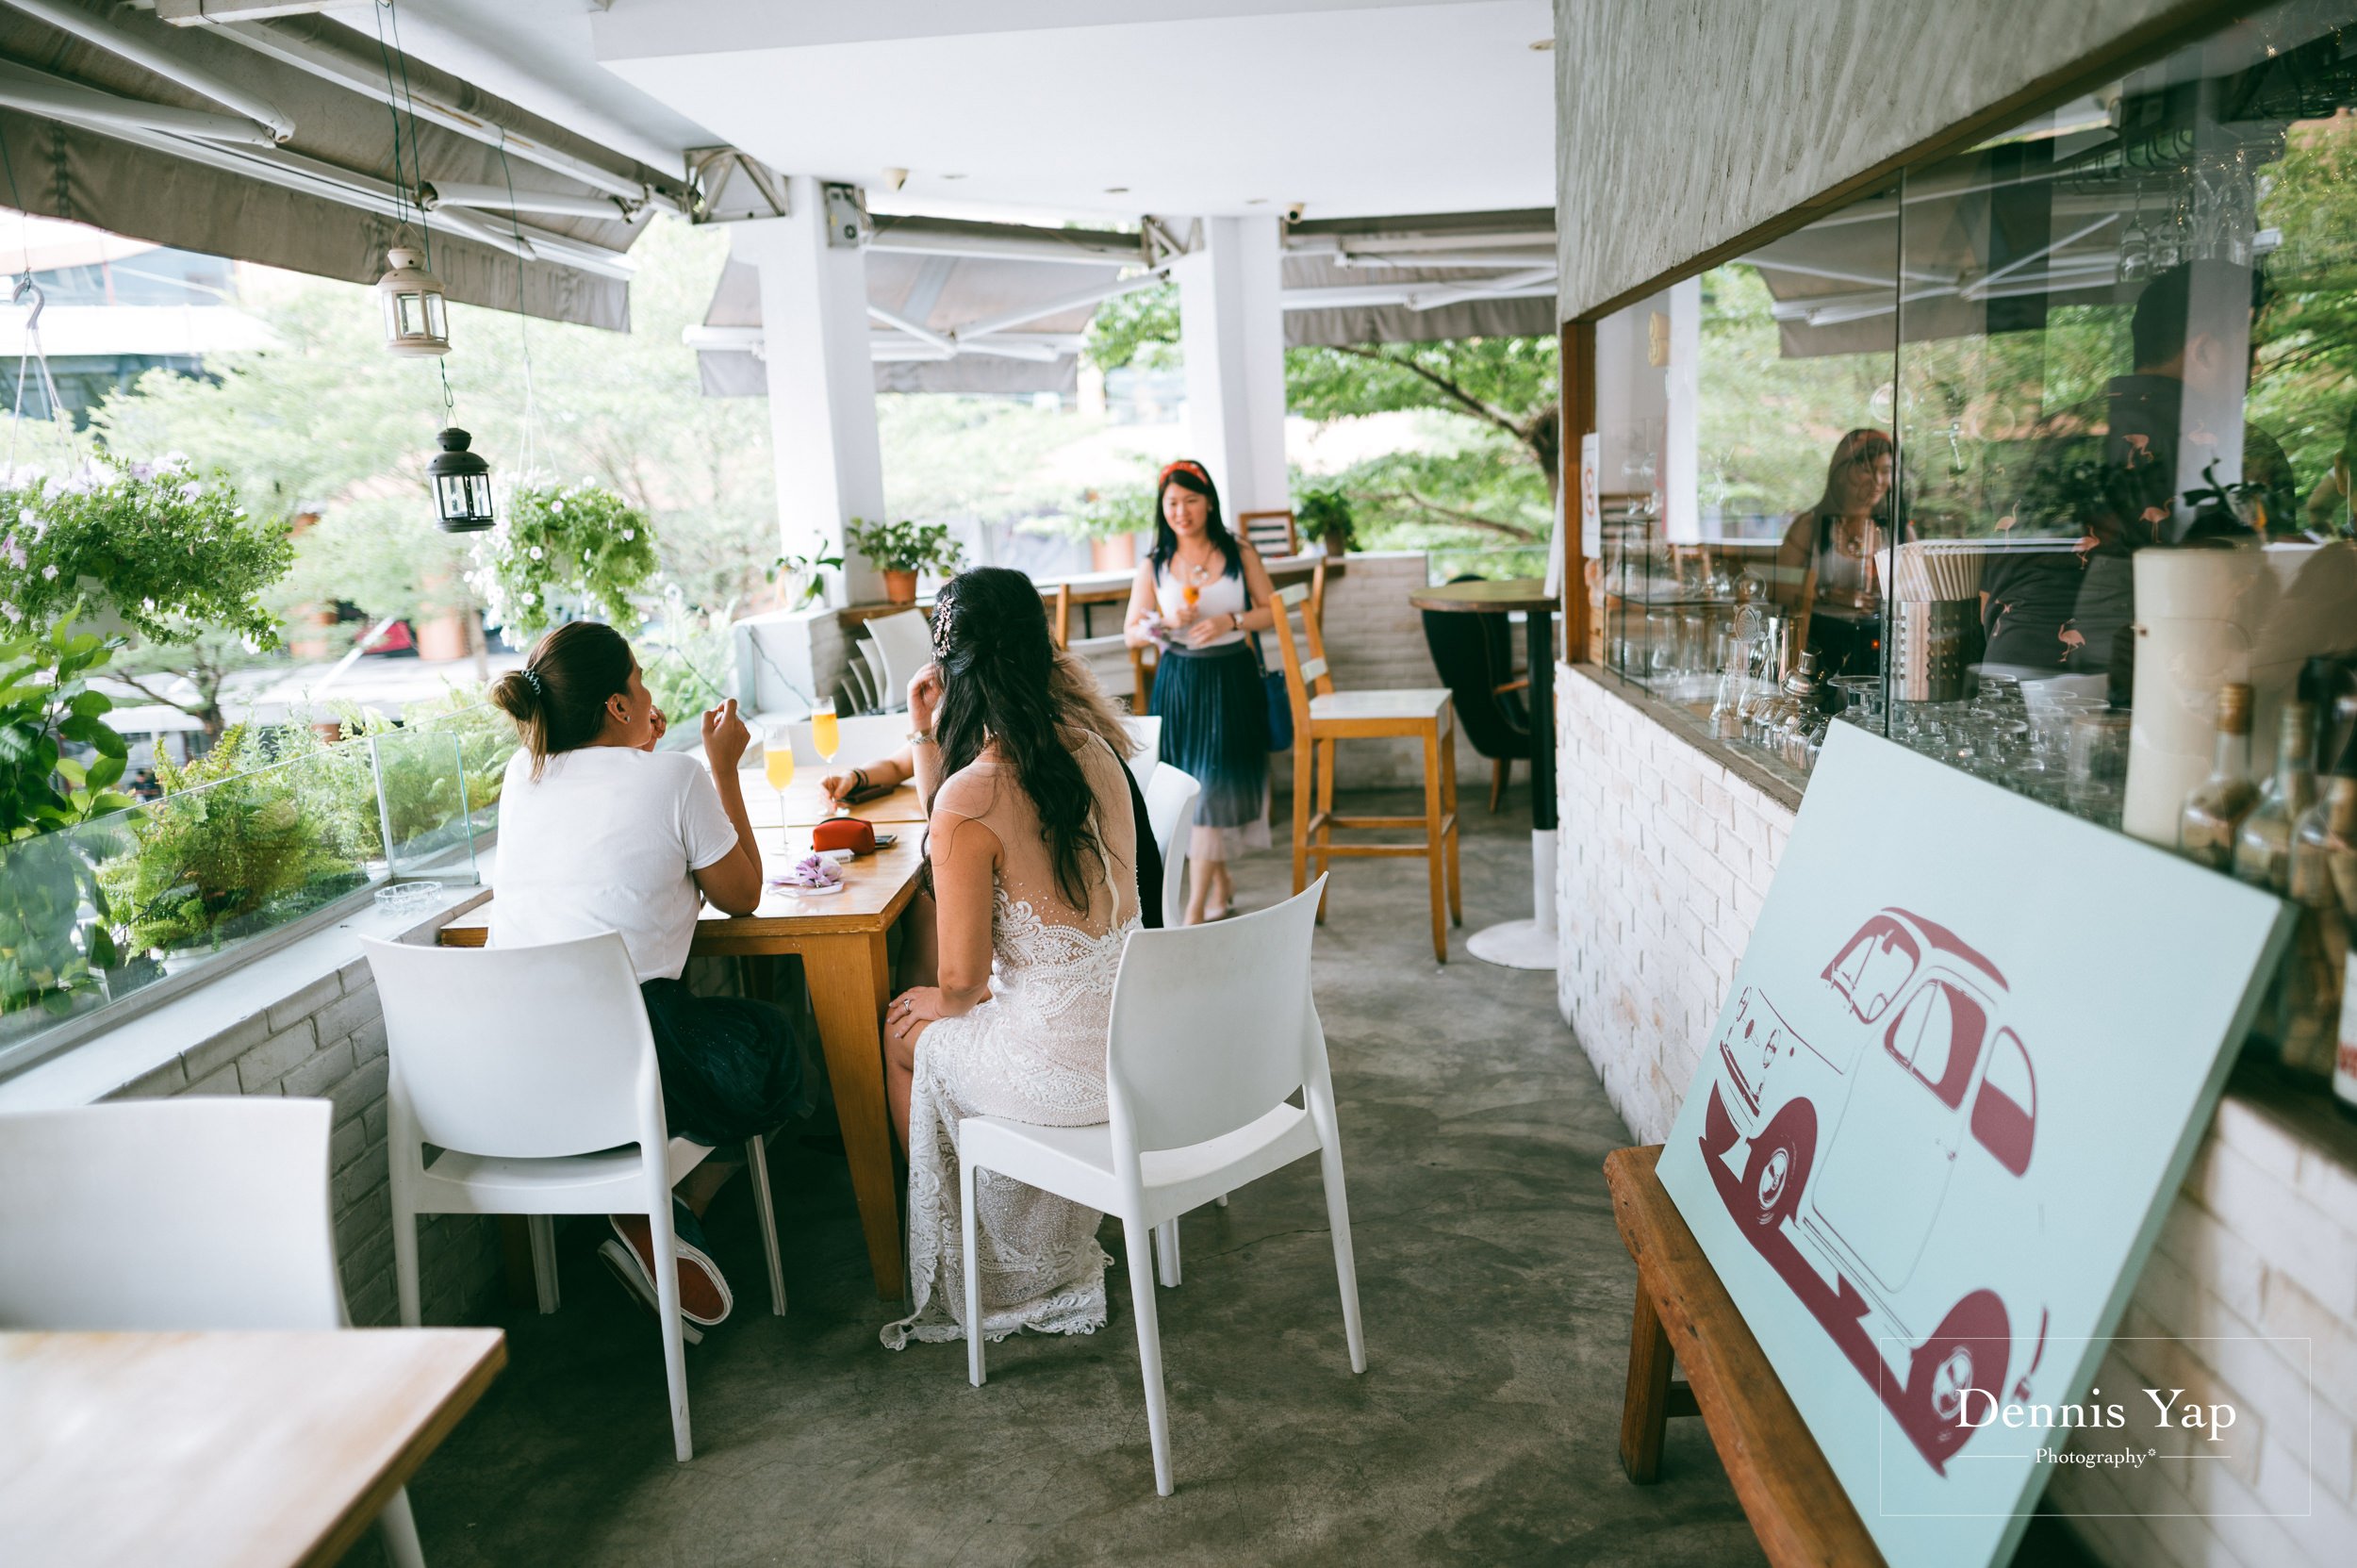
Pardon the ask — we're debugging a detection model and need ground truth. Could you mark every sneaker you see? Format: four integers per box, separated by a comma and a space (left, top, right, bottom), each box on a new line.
598, 1240, 703, 1345
608, 1206, 733, 1329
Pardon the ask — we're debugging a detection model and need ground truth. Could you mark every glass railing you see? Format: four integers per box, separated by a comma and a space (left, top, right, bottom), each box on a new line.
0, 706, 517, 1078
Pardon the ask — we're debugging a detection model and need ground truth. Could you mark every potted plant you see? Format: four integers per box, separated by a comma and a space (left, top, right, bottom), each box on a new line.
767, 546, 843, 612
1022, 484, 1155, 571
844, 518, 964, 604
1296, 487, 1358, 558
471, 481, 659, 637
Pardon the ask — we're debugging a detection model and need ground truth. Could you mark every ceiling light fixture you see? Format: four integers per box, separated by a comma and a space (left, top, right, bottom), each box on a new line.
1529, 38, 1554, 51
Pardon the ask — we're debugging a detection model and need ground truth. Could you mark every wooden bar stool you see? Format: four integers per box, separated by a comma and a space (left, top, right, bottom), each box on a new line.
1268, 582, 1461, 962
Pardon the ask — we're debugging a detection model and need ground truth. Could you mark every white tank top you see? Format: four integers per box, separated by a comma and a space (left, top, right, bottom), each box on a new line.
1154, 557, 1249, 649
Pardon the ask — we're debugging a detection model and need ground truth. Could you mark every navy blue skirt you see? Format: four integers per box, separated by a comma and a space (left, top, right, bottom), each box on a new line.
1151, 641, 1271, 834
639, 979, 812, 1146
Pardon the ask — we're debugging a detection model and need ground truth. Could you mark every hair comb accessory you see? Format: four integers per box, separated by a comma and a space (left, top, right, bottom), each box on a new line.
929, 593, 958, 660
1159, 459, 1210, 486
519, 666, 544, 697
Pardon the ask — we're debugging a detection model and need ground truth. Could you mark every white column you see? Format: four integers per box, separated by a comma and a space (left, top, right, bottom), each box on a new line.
1172, 215, 1289, 519
731, 175, 885, 605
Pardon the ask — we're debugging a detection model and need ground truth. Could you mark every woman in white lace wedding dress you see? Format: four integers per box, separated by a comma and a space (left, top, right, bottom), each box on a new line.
880, 568, 1141, 1348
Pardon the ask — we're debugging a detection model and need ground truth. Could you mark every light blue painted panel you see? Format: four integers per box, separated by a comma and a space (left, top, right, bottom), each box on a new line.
1657, 721, 2292, 1568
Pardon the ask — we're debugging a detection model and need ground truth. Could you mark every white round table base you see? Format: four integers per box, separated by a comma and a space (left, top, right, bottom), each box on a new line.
1467, 919, 1558, 969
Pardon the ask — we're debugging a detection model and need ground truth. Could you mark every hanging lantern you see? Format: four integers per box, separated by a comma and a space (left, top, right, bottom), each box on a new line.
377, 245, 450, 357
427, 427, 494, 532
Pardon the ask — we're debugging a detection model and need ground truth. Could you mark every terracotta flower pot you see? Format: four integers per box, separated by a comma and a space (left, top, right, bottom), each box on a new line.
882, 569, 919, 604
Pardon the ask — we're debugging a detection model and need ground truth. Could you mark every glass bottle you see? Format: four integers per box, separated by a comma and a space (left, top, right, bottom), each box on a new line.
2180, 683, 2258, 871
2233, 701, 2316, 893
2284, 738, 2357, 1089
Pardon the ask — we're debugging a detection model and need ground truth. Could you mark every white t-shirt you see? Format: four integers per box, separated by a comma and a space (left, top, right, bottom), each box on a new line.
489, 746, 740, 982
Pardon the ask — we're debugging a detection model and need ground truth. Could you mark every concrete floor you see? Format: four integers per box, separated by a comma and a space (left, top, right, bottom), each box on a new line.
386, 790, 2093, 1568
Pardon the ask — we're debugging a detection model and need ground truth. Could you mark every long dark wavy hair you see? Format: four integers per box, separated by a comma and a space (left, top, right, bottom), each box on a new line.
1147, 458, 1244, 581
930, 567, 1106, 909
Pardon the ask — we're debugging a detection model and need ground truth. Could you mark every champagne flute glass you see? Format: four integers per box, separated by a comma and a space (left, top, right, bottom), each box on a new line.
811, 699, 842, 816
763, 731, 796, 851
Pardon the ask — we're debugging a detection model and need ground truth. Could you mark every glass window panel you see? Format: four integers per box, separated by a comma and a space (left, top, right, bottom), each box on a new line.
1890, 0, 2357, 847
1591, 183, 1901, 784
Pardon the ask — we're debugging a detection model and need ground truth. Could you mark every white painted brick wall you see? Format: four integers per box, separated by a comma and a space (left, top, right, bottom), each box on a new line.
1552, 662, 2357, 1568
107, 955, 503, 1329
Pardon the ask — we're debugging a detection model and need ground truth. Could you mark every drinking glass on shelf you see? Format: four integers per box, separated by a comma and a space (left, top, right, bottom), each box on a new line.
763, 732, 796, 850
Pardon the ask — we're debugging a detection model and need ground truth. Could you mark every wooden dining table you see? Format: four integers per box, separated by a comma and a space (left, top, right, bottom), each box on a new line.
444, 780, 930, 1299
0, 1327, 504, 1568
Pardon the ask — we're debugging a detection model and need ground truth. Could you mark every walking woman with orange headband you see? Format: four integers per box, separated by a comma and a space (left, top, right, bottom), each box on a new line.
1122, 458, 1278, 921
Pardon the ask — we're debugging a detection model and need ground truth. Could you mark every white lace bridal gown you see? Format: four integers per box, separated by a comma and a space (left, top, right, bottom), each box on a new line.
882, 734, 1141, 1348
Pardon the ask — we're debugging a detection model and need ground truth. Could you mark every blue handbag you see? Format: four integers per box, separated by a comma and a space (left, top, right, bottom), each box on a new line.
1249, 631, 1293, 752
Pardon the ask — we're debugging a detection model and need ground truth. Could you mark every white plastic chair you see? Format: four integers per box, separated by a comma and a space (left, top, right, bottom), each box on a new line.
360, 932, 786, 1464
0, 1098, 430, 1568
1143, 762, 1201, 933
957, 878, 1364, 1495
1122, 715, 1162, 789
865, 610, 933, 712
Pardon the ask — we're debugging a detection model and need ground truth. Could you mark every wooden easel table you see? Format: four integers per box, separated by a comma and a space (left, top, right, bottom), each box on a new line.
1606, 1144, 1884, 1567
0, 1327, 504, 1568
442, 830, 928, 1299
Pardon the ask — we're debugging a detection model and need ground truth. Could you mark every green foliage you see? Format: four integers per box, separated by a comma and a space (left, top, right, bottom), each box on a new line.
0, 454, 290, 644
639, 585, 747, 722
91, 218, 778, 627
844, 516, 964, 574
766, 548, 841, 611
1294, 486, 1357, 551
2250, 112, 2357, 499
0, 616, 134, 840
96, 726, 371, 957
1287, 338, 1559, 444
475, 482, 660, 636
1279, 338, 1559, 557
0, 619, 135, 1021
876, 395, 1111, 524
1085, 281, 1182, 372
1027, 474, 1157, 542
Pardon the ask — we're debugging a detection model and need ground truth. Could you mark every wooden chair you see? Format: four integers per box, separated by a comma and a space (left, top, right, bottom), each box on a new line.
1267, 582, 1460, 962
1047, 582, 1073, 650
1237, 508, 1299, 559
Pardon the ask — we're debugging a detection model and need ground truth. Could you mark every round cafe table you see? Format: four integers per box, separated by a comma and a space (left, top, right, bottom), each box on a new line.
1409, 578, 1559, 971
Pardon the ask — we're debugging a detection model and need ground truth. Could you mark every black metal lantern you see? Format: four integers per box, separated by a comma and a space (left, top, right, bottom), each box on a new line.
426, 427, 495, 532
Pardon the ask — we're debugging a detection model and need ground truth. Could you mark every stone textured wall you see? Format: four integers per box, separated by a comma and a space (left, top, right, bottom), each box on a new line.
1554, 666, 2356, 1566
107, 947, 503, 1329
1552, 0, 2205, 317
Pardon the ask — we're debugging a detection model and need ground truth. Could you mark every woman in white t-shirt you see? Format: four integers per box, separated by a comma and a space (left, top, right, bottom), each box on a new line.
488, 620, 806, 1340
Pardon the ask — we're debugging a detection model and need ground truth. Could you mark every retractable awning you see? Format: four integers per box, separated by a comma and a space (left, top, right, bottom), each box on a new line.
691, 206, 1560, 397
0, 3, 689, 329
1281, 208, 1557, 347
692, 215, 1151, 397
